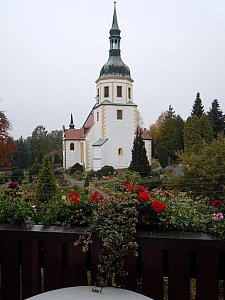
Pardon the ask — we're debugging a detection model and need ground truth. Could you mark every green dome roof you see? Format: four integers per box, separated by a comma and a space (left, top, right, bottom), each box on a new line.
98, 2, 132, 80
100, 55, 131, 79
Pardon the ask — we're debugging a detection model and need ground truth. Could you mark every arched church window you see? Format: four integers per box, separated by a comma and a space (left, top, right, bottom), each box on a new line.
70, 143, 74, 150
118, 148, 123, 156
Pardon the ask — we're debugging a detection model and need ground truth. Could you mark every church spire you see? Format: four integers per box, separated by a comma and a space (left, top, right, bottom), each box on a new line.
98, 1, 131, 79
111, 1, 119, 30
69, 113, 75, 129
109, 1, 121, 56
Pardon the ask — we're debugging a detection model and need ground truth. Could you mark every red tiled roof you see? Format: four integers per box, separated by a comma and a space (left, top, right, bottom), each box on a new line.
64, 128, 85, 140
64, 109, 95, 140
141, 130, 152, 140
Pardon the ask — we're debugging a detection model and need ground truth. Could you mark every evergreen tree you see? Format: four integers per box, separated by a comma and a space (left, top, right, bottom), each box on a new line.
30, 125, 49, 163
184, 115, 202, 153
13, 136, 31, 169
176, 133, 225, 195
129, 128, 150, 177
158, 147, 169, 168
156, 106, 184, 162
29, 158, 41, 182
35, 155, 57, 202
207, 99, 225, 138
191, 92, 204, 117
200, 113, 213, 143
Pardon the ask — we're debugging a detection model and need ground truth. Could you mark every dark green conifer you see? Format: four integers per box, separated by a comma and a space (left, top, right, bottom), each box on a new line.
129, 128, 151, 177
191, 92, 204, 117
184, 115, 202, 153
207, 99, 225, 137
35, 155, 57, 203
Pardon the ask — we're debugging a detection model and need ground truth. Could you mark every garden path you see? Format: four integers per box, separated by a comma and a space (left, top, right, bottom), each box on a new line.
63, 174, 109, 199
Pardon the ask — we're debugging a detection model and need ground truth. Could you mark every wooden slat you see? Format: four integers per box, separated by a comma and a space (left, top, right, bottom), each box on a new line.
43, 241, 63, 291
196, 249, 219, 300
142, 245, 164, 300
121, 253, 137, 291
21, 240, 41, 299
64, 241, 87, 286
168, 249, 190, 300
1, 240, 20, 300
90, 238, 101, 286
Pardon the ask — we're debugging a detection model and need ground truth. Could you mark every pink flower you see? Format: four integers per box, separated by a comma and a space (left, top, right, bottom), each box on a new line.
212, 213, 224, 221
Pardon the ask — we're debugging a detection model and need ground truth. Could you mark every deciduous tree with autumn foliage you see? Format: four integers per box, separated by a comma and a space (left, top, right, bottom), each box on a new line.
0, 110, 16, 169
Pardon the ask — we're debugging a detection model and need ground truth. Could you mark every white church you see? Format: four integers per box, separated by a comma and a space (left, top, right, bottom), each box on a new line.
63, 2, 152, 171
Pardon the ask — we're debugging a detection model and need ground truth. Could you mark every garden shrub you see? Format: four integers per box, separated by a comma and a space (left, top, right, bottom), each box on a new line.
11, 169, 24, 184
137, 178, 163, 190
69, 163, 83, 175
98, 165, 115, 177
161, 194, 210, 232
0, 192, 35, 226
35, 155, 57, 203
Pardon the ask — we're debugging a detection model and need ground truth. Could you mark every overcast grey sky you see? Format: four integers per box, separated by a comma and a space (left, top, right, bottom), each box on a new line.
0, 0, 225, 139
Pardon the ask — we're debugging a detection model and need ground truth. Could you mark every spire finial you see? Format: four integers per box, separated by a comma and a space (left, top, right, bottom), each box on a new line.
69, 113, 75, 129
111, 1, 119, 30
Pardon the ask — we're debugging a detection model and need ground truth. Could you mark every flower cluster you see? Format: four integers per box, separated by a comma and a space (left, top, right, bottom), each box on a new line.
211, 200, 223, 207
138, 191, 150, 201
212, 213, 224, 221
4, 181, 21, 198
68, 190, 80, 204
151, 201, 167, 213
90, 191, 104, 203
120, 180, 167, 228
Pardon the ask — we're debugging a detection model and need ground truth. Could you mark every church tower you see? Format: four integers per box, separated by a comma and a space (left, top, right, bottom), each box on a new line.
92, 1, 138, 170
63, 2, 151, 171
95, 2, 134, 105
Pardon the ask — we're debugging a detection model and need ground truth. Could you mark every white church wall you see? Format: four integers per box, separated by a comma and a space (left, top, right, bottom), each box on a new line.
84, 126, 95, 171
96, 78, 133, 105
103, 104, 137, 169
144, 140, 152, 166
63, 140, 82, 170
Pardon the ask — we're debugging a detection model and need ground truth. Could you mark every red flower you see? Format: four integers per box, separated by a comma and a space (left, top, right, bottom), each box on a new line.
138, 192, 150, 201
8, 181, 19, 190
123, 180, 129, 187
136, 185, 146, 192
212, 200, 223, 207
151, 201, 166, 213
126, 184, 134, 192
91, 191, 104, 203
68, 191, 80, 204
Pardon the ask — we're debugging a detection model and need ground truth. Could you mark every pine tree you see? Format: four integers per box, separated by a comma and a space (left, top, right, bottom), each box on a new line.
29, 158, 41, 182
158, 147, 169, 168
207, 99, 225, 138
191, 92, 204, 117
13, 136, 31, 169
200, 113, 213, 143
35, 155, 57, 203
184, 115, 202, 153
129, 128, 150, 177
156, 106, 184, 162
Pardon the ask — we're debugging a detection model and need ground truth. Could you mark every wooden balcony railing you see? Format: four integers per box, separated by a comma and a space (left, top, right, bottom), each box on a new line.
0, 225, 224, 300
